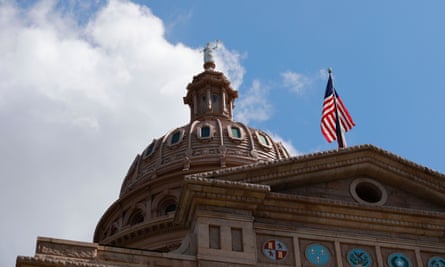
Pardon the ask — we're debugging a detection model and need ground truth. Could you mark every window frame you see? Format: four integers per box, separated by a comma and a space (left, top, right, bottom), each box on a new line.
143, 139, 157, 158
255, 131, 273, 150
167, 128, 185, 147
196, 123, 215, 141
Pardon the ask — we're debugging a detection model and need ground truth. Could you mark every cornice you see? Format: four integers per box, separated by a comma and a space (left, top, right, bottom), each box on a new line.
257, 192, 445, 237
174, 176, 270, 225
186, 144, 445, 203
100, 214, 186, 247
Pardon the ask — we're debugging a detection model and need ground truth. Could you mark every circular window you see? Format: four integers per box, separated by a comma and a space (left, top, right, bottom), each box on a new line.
350, 178, 387, 206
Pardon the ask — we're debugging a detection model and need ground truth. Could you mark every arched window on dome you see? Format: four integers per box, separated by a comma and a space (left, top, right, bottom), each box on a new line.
158, 198, 177, 216
127, 209, 144, 226
165, 203, 177, 213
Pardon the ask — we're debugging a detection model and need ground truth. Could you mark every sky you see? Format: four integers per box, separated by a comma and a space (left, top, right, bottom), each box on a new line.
1, 0, 445, 266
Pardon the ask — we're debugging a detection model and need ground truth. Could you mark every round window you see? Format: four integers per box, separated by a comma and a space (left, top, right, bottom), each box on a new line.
350, 178, 387, 206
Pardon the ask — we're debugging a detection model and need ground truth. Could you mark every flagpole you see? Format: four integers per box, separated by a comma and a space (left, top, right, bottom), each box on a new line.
329, 68, 346, 149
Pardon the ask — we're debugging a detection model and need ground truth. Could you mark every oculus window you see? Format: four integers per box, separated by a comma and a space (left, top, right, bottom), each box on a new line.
350, 178, 387, 206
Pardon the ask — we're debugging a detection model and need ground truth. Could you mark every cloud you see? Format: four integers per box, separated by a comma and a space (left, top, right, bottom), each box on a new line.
213, 42, 246, 90
267, 132, 301, 156
0, 1, 245, 266
281, 71, 311, 94
235, 80, 272, 123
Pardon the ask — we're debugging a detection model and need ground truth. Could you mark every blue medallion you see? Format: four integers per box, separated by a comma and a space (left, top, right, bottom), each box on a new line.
388, 253, 412, 267
305, 244, 330, 265
429, 256, 445, 267
347, 248, 371, 267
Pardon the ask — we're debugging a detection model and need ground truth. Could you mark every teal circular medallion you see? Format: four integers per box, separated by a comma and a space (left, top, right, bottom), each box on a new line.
305, 244, 330, 265
347, 248, 371, 267
428, 256, 445, 267
388, 253, 412, 267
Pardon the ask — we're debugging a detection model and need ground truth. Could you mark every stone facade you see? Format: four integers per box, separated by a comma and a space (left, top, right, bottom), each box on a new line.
17, 145, 445, 267
16, 57, 445, 267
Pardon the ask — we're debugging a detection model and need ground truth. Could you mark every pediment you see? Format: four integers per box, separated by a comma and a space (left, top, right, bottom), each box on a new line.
195, 144, 445, 210
177, 145, 445, 238
277, 176, 444, 212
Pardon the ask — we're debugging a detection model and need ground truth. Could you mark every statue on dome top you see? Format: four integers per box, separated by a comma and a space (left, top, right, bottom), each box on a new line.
202, 40, 219, 70
203, 41, 219, 63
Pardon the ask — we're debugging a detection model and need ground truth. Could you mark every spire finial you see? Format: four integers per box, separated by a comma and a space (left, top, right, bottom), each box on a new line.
202, 40, 219, 70
328, 67, 333, 74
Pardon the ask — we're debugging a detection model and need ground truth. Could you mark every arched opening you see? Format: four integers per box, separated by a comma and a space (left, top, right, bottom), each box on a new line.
159, 198, 177, 216
127, 210, 144, 226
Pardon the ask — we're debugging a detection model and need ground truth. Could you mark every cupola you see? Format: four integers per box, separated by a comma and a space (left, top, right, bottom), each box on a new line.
183, 42, 238, 121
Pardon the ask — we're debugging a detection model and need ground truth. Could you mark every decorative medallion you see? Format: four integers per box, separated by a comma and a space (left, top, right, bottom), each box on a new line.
262, 239, 288, 261
388, 253, 412, 267
429, 256, 445, 267
305, 244, 330, 265
347, 248, 371, 267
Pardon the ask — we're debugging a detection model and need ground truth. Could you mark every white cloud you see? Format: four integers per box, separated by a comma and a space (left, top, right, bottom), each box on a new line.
213, 42, 246, 90
0, 1, 245, 266
235, 79, 272, 123
281, 71, 311, 94
267, 132, 301, 156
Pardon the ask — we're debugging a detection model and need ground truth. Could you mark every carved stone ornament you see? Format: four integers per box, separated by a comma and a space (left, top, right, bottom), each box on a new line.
37, 241, 97, 259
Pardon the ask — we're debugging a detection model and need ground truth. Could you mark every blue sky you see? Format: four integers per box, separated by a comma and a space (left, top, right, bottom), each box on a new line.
144, 0, 445, 169
1, 1, 444, 266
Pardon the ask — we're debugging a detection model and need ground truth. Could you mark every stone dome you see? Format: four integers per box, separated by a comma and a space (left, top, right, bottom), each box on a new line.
93, 57, 290, 251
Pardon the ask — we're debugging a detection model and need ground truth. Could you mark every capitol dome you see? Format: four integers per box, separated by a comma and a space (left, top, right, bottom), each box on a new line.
93, 46, 290, 251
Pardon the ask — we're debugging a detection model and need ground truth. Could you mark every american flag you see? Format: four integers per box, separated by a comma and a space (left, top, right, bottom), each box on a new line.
321, 70, 355, 147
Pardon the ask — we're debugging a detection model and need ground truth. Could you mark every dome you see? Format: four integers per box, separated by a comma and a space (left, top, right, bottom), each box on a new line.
93, 48, 290, 251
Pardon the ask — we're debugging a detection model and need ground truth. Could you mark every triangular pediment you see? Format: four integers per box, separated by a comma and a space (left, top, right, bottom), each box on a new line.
176, 144, 445, 239
192, 144, 445, 210
279, 176, 444, 212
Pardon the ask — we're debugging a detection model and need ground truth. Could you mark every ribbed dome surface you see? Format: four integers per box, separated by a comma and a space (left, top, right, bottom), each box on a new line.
120, 117, 289, 197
